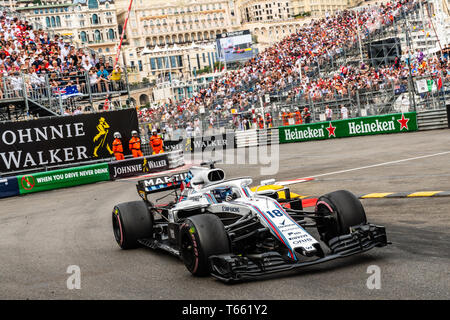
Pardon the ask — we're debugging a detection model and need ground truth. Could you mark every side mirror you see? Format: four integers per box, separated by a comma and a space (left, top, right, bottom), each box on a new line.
260, 178, 275, 186
255, 189, 279, 200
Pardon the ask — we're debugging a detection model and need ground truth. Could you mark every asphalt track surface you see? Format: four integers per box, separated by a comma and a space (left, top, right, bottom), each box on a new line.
1, 129, 449, 299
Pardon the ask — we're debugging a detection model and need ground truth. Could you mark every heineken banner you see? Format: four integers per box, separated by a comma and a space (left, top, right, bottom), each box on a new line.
109, 154, 169, 180
164, 133, 236, 153
17, 163, 110, 194
0, 109, 139, 173
279, 112, 417, 144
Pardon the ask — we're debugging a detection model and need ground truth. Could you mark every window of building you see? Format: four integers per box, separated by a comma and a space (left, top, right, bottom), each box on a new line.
164, 56, 170, 68
170, 56, 177, 68
80, 31, 87, 42
92, 14, 99, 25
108, 29, 115, 40
88, 0, 99, 9
150, 58, 156, 70
94, 30, 101, 41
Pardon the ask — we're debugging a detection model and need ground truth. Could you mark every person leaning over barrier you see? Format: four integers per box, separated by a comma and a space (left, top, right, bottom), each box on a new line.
110, 66, 122, 91
340, 105, 349, 120
302, 107, 311, 124
129, 130, 143, 158
325, 105, 333, 121
295, 109, 302, 125
112, 132, 125, 161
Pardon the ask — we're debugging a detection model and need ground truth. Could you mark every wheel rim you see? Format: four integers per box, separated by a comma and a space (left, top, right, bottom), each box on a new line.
112, 212, 122, 245
316, 201, 338, 242
181, 233, 196, 271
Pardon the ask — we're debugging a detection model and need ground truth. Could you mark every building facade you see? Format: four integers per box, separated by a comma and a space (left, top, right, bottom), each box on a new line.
119, 0, 307, 85
290, 0, 361, 17
239, 0, 293, 23
117, 0, 236, 93
15, 0, 119, 60
118, 0, 235, 49
15, 0, 75, 37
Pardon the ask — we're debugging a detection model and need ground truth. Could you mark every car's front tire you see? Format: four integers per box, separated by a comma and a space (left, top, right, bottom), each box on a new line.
179, 214, 230, 276
315, 190, 367, 243
112, 201, 153, 249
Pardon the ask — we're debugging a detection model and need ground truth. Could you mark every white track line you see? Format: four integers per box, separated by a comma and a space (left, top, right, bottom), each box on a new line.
291, 151, 450, 182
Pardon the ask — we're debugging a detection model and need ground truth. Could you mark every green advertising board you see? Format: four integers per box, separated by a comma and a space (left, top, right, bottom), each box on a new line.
17, 163, 110, 194
279, 112, 417, 144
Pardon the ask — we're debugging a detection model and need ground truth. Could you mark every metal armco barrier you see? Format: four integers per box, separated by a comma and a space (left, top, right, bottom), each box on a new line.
257, 128, 279, 146
235, 128, 279, 148
235, 129, 258, 148
447, 104, 450, 129
167, 151, 184, 169
417, 109, 448, 130
0, 176, 20, 198
108, 153, 170, 180
16, 163, 110, 195
163, 133, 236, 153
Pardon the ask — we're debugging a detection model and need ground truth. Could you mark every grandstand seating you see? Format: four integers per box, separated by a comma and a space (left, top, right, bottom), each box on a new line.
0, 7, 128, 121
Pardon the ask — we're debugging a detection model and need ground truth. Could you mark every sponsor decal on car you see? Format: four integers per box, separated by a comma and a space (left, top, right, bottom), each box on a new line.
222, 206, 240, 213
142, 172, 189, 188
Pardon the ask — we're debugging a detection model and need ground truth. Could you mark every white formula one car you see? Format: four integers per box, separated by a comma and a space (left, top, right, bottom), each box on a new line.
112, 161, 388, 282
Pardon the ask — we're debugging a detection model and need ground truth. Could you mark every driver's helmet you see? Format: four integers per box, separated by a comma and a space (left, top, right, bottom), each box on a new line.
212, 187, 233, 203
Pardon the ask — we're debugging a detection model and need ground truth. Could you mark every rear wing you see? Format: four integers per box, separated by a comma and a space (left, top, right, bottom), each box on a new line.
136, 171, 191, 200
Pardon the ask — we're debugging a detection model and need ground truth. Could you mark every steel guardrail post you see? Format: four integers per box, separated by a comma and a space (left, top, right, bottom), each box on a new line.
447, 101, 450, 129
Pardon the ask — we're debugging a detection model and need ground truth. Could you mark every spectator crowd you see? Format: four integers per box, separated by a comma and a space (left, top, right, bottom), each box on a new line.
0, 10, 125, 108
0, 1, 448, 129
138, 0, 449, 135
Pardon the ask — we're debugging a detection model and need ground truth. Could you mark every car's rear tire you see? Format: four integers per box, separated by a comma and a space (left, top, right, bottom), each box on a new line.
179, 214, 230, 276
112, 201, 153, 249
315, 190, 367, 243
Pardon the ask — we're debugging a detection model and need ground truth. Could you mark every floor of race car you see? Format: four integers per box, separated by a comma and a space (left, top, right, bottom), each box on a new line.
0, 129, 449, 299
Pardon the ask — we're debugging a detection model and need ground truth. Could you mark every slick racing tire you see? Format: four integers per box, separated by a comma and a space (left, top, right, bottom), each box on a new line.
112, 201, 153, 249
179, 214, 230, 276
315, 190, 367, 243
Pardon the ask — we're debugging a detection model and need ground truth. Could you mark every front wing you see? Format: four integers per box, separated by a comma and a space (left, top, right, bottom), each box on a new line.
209, 223, 388, 282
